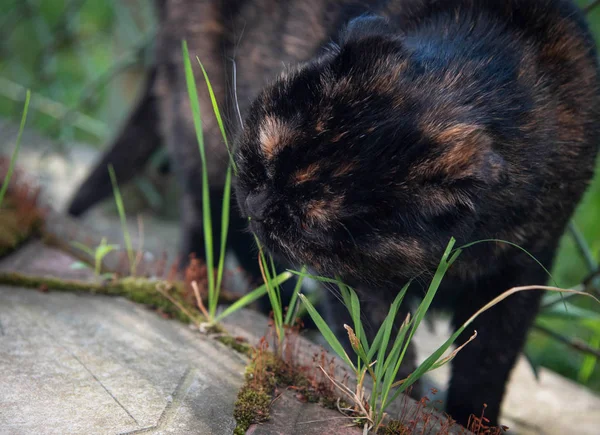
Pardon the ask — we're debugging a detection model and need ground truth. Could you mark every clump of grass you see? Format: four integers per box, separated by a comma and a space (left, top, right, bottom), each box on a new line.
0, 163, 44, 257
254, 236, 307, 350
180, 40, 292, 324
297, 238, 600, 433
0, 90, 30, 208
70, 237, 119, 278
0, 90, 45, 256
232, 323, 347, 434
108, 164, 137, 277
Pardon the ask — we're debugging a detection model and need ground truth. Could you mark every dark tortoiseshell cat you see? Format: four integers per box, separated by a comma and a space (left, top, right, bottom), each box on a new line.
234, 0, 600, 427
67, 0, 599, 427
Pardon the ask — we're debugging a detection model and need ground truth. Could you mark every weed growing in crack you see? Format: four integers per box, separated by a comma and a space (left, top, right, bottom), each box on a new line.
180, 40, 291, 324
297, 238, 600, 433
70, 237, 119, 278
0, 90, 30, 208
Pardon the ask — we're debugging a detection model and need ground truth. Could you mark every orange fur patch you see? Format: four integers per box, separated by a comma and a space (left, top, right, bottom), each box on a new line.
305, 196, 343, 224
332, 161, 356, 177
417, 123, 491, 180
331, 131, 348, 143
294, 163, 321, 184
259, 116, 296, 159
372, 238, 427, 269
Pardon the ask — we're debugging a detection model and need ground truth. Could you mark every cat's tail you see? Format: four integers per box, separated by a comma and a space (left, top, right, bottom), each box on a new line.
67, 69, 162, 217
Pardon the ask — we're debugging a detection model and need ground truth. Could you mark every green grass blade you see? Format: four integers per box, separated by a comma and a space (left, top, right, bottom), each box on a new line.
380, 239, 459, 409
299, 293, 356, 372
197, 54, 233, 313
288, 270, 352, 287
182, 40, 216, 315
346, 284, 366, 351
269, 255, 282, 312
0, 90, 30, 208
578, 334, 599, 383
371, 281, 411, 370
457, 238, 556, 286
384, 284, 600, 409
69, 241, 95, 257
539, 302, 600, 323
374, 313, 412, 421
95, 242, 120, 259
255, 237, 283, 333
384, 322, 466, 409
381, 313, 411, 388
197, 58, 238, 174
215, 164, 232, 297
568, 221, 597, 273
215, 271, 292, 322
108, 164, 136, 276
284, 265, 307, 326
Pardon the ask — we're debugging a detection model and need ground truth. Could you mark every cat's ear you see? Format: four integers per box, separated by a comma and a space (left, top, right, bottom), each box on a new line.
339, 14, 396, 44
422, 124, 507, 184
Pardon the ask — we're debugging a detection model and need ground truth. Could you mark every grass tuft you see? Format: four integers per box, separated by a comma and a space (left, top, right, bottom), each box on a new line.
108, 164, 136, 276
0, 90, 30, 208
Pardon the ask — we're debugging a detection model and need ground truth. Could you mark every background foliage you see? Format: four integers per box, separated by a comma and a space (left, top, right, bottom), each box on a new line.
1, 0, 600, 393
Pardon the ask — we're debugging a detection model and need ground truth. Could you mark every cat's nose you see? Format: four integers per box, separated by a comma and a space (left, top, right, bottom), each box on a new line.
245, 190, 270, 221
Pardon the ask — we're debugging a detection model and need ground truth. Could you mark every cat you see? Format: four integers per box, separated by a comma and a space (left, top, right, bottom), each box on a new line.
233, 0, 600, 427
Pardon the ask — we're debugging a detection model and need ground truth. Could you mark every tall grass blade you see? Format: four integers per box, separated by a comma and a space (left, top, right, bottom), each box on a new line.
380, 313, 411, 398
182, 40, 216, 315
70, 241, 95, 257
215, 151, 232, 298
269, 255, 283, 312
371, 282, 411, 372
255, 237, 284, 340
380, 239, 459, 409
384, 285, 600, 409
299, 293, 356, 371
0, 90, 30, 207
578, 334, 599, 383
215, 271, 292, 322
284, 265, 307, 326
108, 164, 136, 276
197, 59, 238, 174
458, 238, 556, 286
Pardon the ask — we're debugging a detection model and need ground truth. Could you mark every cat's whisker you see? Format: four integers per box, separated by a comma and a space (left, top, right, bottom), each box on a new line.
230, 57, 244, 130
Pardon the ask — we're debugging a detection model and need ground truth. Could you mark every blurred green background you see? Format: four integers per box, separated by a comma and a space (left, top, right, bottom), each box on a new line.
1, 0, 600, 393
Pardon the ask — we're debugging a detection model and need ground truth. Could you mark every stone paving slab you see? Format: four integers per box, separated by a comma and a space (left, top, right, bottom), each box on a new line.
0, 286, 245, 435
246, 390, 361, 435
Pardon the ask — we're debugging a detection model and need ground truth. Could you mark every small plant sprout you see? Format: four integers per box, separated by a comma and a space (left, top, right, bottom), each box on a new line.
108, 164, 136, 277
181, 40, 291, 324
297, 238, 600, 433
0, 90, 30, 208
254, 234, 308, 350
70, 238, 120, 278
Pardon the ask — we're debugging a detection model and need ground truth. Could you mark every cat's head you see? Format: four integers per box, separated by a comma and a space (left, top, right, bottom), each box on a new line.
234, 15, 508, 287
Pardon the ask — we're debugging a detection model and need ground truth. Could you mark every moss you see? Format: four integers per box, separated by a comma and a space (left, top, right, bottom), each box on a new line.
233, 342, 350, 432
378, 419, 409, 435
0, 271, 205, 324
0, 271, 265, 359
0, 201, 41, 258
216, 335, 253, 357
233, 384, 271, 434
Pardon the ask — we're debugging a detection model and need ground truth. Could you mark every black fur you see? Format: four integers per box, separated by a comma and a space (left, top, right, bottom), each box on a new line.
234, 0, 600, 426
